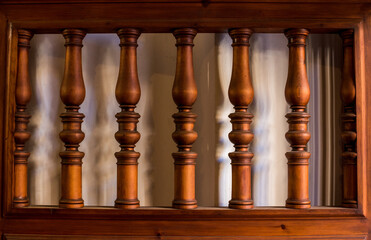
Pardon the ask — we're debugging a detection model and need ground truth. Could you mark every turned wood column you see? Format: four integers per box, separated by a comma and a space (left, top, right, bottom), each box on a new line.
172, 28, 198, 209
13, 29, 33, 208
114, 28, 141, 209
228, 28, 254, 209
285, 28, 311, 209
340, 29, 357, 208
59, 29, 86, 208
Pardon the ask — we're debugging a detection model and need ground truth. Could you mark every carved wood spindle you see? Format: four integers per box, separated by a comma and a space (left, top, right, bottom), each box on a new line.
59, 29, 86, 208
285, 29, 311, 209
340, 29, 357, 208
114, 28, 141, 209
172, 28, 198, 209
228, 28, 254, 209
13, 29, 33, 208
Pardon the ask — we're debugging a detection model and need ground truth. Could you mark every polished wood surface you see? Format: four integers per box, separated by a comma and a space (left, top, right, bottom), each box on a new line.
0, 1, 370, 239
362, 13, 371, 238
114, 28, 141, 209
228, 28, 254, 209
59, 29, 86, 208
0, 214, 367, 239
13, 29, 33, 208
340, 29, 357, 208
0, 2, 367, 33
284, 28, 311, 209
172, 28, 198, 209
2, 0, 371, 3
0, 207, 367, 239
5, 234, 365, 240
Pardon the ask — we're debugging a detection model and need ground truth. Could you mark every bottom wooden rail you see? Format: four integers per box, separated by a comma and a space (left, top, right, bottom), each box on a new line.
5, 206, 362, 219
1, 207, 367, 239
3, 235, 368, 240
1, 214, 367, 239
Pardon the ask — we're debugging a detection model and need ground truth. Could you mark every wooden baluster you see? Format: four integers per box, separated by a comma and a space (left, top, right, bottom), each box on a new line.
340, 29, 357, 208
285, 29, 311, 209
13, 29, 33, 208
228, 28, 254, 209
114, 28, 141, 209
172, 28, 198, 209
59, 29, 86, 208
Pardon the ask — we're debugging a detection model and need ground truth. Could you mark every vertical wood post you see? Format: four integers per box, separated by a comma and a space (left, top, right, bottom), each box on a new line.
13, 29, 33, 208
228, 28, 254, 209
285, 28, 311, 209
340, 29, 357, 208
114, 28, 141, 209
172, 28, 198, 209
59, 29, 86, 208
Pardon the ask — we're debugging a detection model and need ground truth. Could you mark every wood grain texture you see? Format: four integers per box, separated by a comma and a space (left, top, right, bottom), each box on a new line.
340, 29, 357, 208
0, 3, 369, 33
13, 29, 33, 208
2, 234, 368, 240
114, 28, 141, 209
0, 11, 8, 225
5, 206, 361, 219
0, 217, 367, 237
360, 14, 371, 235
284, 28, 311, 209
1, 0, 370, 3
172, 28, 198, 210
4, 27, 20, 217
0, 1, 370, 239
228, 28, 254, 209
59, 29, 86, 208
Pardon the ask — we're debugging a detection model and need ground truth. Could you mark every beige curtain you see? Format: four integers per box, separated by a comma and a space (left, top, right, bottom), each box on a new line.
307, 34, 342, 206
27, 33, 342, 207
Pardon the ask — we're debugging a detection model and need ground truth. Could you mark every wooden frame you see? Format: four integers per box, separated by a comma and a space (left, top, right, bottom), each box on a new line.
0, 1, 371, 239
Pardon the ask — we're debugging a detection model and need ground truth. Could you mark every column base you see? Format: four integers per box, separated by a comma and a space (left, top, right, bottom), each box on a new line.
115, 199, 140, 209
229, 199, 253, 209
342, 200, 357, 208
13, 197, 29, 208
172, 199, 197, 209
286, 199, 311, 209
59, 198, 84, 208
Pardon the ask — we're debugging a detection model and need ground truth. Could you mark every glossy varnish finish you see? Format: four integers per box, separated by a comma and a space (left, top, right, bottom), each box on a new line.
0, 1, 370, 239
228, 28, 254, 209
114, 28, 141, 209
172, 28, 198, 209
13, 29, 33, 208
284, 28, 311, 209
0, 2, 367, 33
340, 29, 357, 208
59, 29, 86, 208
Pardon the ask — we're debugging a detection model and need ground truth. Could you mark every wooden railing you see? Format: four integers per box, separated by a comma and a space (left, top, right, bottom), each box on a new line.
1, 1, 370, 239
115, 28, 141, 209
13, 29, 33, 208
340, 29, 357, 208
12, 27, 357, 210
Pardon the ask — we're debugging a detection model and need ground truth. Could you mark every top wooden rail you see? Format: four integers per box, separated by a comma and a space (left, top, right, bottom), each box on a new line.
1, 1, 371, 33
